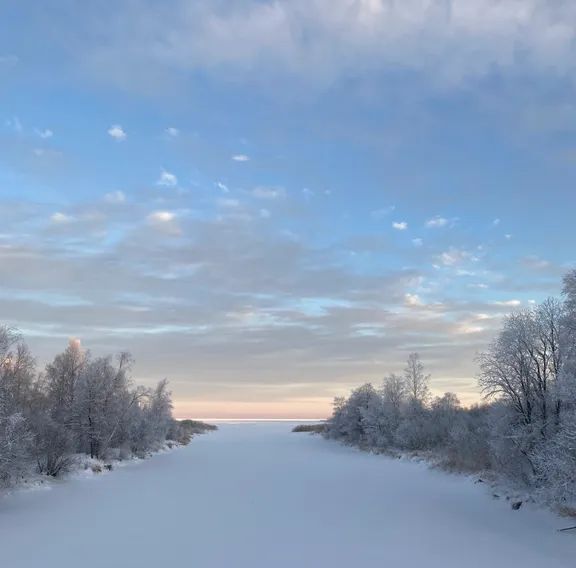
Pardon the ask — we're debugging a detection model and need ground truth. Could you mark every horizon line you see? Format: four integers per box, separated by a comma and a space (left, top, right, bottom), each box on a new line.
179, 417, 327, 422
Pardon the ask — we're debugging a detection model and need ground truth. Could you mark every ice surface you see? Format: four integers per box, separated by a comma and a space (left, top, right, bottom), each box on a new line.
0, 422, 574, 567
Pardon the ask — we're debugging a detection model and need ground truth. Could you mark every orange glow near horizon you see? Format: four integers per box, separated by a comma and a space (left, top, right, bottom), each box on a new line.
173, 398, 333, 420
172, 389, 483, 420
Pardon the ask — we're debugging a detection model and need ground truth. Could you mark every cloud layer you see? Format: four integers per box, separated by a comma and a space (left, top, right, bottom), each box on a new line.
78, 0, 576, 90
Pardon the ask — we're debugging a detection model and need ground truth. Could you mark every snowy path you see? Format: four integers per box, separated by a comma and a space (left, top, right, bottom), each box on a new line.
0, 422, 574, 568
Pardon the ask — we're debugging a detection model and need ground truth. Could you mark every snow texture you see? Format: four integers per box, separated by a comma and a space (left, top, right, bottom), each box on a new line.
0, 422, 574, 567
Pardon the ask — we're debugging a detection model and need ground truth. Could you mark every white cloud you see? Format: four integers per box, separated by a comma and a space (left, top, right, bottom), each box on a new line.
458, 324, 485, 335
392, 221, 408, 231
165, 127, 179, 137
232, 154, 250, 162
493, 218, 501, 226
251, 186, 285, 199
404, 293, 422, 307
146, 210, 181, 234
494, 299, 522, 307
412, 238, 423, 247
157, 169, 178, 187
147, 210, 176, 223
78, 0, 576, 92
475, 313, 495, 321
108, 124, 127, 141
104, 190, 126, 204
259, 208, 271, 219
438, 247, 470, 266
505, 234, 513, 240
35, 128, 53, 139
425, 216, 449, 228
50, 212, 74, 224
216, 181, 230, 193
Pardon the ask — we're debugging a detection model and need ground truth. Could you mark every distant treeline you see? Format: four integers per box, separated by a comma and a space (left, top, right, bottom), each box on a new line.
0, 334, 213, 487
325, 269, 576, 511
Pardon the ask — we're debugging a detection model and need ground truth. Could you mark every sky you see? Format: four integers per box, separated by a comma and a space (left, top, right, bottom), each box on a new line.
1, 1, 575, 419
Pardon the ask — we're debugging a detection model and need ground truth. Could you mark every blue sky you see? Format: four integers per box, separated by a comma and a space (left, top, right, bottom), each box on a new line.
1, 1, 575, 418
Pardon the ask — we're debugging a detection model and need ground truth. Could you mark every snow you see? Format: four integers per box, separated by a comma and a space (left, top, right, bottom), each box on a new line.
0, 422, 574, 567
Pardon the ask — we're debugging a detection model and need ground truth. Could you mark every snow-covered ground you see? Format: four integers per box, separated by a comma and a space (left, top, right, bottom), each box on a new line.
0, 422, 574, 567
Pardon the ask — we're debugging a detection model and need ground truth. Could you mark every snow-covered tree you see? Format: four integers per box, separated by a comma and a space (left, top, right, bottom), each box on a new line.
0, 329, 183, 482
403, 353, 430, 408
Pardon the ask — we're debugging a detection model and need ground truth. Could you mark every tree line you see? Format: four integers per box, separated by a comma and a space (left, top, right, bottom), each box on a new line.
0, 333, 202, 487
325, 269, 576, 509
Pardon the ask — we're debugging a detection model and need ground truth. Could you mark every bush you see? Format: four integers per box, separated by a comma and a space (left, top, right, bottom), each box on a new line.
292, 423, 325, 433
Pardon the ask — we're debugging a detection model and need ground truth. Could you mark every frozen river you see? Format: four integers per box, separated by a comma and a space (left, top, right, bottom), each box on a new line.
0, 422, 574, 567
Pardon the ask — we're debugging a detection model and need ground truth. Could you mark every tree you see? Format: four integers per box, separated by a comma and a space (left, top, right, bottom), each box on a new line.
380, 373, 406, 446
325, 384, 380, 446
403, 353, 430, 408
0, 329, 182, 482
0, 327, 34, 486
0, 408, 31, 486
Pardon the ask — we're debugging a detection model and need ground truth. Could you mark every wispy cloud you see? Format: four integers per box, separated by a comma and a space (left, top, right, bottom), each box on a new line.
35, 128, 53, 139
494, 299, 522, 307
438, 247, 471, 266
425, 216, 449, 228
50, 212, 74, 224
73, 1, 576, 92
218, 198, 241, 208
251, 186, 285, 199
232, 154, 250, 162
157, 169, 178, 187
104, 190, 126, 204
392, 221, 408, 231
6, 116, 22, 133
147, 210, 176, 223
371, 206, 396, 219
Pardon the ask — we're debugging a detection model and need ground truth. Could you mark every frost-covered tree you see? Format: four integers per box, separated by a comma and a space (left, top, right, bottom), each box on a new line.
0, 327, 34, 486
380, 373, 406, 446
325, 269, 576, 510
478, 299, 566, 482
403, 353, 430, 408
531, 270, 576, 502
396, 354, 432, 450
325, 384, 381, 446
428, 392, 461, 446
0, 329, 184, 483
0, 409, 31, 486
